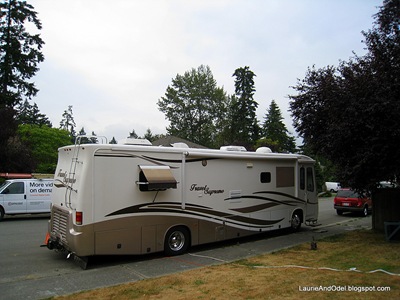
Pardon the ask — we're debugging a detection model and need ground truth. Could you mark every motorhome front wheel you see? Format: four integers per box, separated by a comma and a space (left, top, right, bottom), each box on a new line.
290, 213, 302, 231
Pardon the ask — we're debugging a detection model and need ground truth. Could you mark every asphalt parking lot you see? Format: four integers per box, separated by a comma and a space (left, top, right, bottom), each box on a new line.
0, 197, 372, 300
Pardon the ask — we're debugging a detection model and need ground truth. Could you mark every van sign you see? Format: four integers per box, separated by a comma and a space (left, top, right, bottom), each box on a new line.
29, 181, 53, 194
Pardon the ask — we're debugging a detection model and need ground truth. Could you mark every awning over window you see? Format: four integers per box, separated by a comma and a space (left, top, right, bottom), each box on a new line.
138, 165, 177, 191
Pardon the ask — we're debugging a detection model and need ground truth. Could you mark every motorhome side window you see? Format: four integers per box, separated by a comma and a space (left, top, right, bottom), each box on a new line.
306, 167, 315, 192
276, 167, 294, 187
2, 182, 24, 194
260, 172, 271, 183
300, 167, 305, 190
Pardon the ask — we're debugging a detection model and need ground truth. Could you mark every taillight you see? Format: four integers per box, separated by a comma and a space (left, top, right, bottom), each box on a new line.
76, 211, 83, 225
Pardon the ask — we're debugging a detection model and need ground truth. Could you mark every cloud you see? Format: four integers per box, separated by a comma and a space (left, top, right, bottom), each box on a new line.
30, 0, 378, 142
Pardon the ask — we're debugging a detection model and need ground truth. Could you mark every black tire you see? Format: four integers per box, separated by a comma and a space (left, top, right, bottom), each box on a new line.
164, 226, 190, 256
361, 206, 368, 217
290, 212, 302, 231
0, 207, 4, 221
336, 209, 344, 216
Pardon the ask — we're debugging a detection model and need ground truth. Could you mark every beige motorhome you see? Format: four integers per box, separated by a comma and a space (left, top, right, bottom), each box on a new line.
46, 138, 318, 268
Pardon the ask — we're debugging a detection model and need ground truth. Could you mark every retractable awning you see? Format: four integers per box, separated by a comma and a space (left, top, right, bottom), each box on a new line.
138, 165, 177, 191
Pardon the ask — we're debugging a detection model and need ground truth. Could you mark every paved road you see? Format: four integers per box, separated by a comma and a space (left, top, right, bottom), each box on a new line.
0, 197, 372, 300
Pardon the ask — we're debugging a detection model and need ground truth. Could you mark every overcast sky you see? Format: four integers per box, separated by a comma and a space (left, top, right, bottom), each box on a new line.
29, 0, 380, 144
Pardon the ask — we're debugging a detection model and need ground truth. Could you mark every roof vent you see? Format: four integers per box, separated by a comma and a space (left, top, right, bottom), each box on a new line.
220, 146, 247, 152
119, 138, 152, 146
171, 142, 189, 148
256, 147, 272, 153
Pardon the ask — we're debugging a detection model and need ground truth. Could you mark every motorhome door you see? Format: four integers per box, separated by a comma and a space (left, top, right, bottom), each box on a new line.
298, 164, 318, 220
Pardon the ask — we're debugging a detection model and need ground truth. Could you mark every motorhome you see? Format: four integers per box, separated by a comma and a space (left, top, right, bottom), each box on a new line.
0, 178, 53, 220
46, 138, 318, 267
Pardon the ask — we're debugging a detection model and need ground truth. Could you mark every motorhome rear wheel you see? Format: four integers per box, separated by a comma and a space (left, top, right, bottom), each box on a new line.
164, 226, 190, 256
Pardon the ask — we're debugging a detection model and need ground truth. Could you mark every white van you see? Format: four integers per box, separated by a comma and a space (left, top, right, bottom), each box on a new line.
0, 179, 53, 220
325, 182, 341, 193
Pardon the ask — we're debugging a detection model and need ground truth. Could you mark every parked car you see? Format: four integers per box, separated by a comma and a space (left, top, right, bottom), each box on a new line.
333, 188, 372, 217
378, 181, 398, 188
325, 182, 341, 193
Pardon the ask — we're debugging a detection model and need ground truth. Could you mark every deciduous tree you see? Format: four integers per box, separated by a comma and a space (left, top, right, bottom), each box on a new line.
18, 124, 71, 173
158, 65, 227, 148
289, 0, 400, 190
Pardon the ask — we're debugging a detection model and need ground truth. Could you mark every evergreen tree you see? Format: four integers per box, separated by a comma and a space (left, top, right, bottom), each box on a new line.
77, 127, 90, 144
143, 128, 163, 142
261, 100, 296, 153
0, 0, 44, 107
230, 66, 260, 148
16, 99, 51, 126
0, 0, 44, 172
0, 106, 19, 169
59, 105, 76, 142
89, 131, 98, 144
143, 128, 154, 141
75, 128, 97, 144
109, 137, 117, 144
128, 129, 138, 138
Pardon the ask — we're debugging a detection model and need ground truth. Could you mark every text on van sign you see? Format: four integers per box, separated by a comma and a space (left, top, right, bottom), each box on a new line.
29, 181, 53, 194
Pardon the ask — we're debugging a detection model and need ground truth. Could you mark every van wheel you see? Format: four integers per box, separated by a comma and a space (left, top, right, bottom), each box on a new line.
164, 226, 190, 256
0, 207, 4, 221
290, 213, 301, 231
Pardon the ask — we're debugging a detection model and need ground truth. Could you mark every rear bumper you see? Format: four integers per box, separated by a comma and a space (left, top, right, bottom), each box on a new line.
334, 205, 368, 212
47, 206, 94, 256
